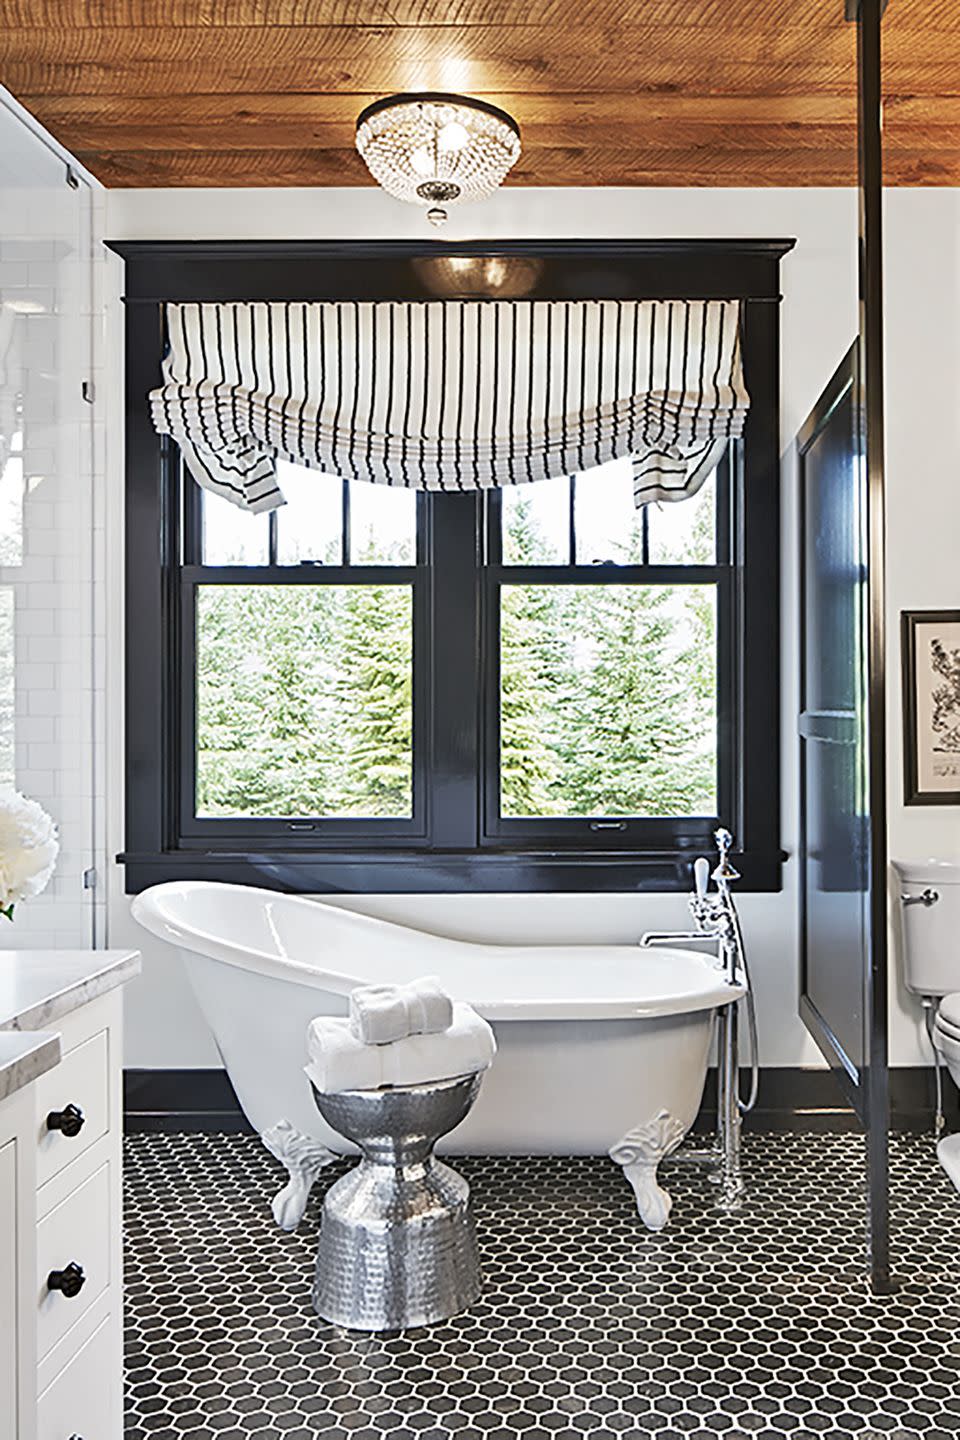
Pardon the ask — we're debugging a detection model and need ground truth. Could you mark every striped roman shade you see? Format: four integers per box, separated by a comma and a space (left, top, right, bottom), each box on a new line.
149, 299, 749, 513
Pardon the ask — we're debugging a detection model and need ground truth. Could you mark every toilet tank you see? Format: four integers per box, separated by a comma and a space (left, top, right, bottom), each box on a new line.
893, 860, 960, 997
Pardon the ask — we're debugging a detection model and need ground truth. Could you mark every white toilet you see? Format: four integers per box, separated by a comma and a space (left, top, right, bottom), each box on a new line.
894, 859, 960, 1190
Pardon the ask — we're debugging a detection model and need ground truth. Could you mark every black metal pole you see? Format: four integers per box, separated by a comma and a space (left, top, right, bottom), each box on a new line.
855, 0, 892, 1297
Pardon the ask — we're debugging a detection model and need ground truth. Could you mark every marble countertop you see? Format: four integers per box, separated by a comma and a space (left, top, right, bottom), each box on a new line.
0, 950, 141, 1102
0, 1029, 61, 1103
0, 949, 141, 1034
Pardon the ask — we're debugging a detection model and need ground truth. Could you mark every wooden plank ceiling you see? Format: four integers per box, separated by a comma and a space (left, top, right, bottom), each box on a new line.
0, 0, 952, 187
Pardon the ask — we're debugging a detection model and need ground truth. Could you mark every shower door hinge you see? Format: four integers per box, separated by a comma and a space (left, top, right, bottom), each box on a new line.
81, 379, 95, 404
82, 867, 97, 891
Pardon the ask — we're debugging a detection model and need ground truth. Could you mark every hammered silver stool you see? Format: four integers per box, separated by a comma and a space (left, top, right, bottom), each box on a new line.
310, 1070, 483, 1331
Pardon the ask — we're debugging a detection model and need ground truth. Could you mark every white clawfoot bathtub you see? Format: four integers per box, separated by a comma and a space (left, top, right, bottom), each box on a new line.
132, 881, 745, 1229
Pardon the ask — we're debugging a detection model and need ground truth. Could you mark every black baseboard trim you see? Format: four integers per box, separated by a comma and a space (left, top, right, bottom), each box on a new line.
694, 1068, 859, 1135
694, 1067, 958, 1134
123, 1065, 954, 1137
124, 1069, 254, 1135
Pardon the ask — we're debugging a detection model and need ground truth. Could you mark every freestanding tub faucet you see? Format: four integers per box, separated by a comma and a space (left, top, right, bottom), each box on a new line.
640, 827, 759, 1211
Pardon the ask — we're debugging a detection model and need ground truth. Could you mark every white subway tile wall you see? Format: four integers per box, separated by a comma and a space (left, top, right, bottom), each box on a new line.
0, 101, 103, 948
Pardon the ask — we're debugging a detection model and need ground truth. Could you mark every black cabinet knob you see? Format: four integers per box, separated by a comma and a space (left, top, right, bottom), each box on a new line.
47, 1104, 85, 1138
47, 1262, 86, 1298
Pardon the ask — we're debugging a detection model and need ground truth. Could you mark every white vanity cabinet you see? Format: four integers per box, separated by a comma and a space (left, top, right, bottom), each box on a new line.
0, 1133, 16, 1433
0, 950, 139, 1440
34, 989, 125, 1440
0, 1082, 40, 1440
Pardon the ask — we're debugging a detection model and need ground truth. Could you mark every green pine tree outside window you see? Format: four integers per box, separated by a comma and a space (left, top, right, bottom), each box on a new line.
194, 478, 717, 823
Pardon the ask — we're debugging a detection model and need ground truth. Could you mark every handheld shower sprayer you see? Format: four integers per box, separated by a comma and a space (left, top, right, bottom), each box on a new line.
705, 829, 758, 1117
694, 856, 710, 903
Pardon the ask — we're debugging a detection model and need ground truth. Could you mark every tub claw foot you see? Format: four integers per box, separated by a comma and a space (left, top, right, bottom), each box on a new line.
610, 1109, 686, 1231
262, 1119, 337, 1231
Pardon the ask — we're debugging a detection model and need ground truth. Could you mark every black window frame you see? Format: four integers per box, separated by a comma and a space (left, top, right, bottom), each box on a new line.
480, 471, 736, 849
112, 239, 792, 894
178, 466, 429, 844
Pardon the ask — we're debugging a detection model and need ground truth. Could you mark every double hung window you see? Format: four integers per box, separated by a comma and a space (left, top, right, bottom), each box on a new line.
117, 241, 787, 892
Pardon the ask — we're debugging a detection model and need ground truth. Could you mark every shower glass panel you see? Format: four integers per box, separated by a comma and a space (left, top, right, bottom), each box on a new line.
799, 348, 868, 1077
0, 99, 96, 947
0, 589, 13, 787
0, 423, 24, 566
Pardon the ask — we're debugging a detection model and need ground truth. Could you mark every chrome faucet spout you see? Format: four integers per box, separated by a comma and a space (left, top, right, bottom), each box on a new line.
639, 930, 712, 948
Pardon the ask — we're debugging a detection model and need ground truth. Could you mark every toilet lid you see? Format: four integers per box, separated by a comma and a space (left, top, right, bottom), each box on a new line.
938, 993, 960, 1032
936, 1017, 960, 1049
936, 1025, 960, 1067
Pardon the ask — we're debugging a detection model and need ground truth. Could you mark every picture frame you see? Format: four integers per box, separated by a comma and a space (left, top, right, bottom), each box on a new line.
901, 609, 960, 806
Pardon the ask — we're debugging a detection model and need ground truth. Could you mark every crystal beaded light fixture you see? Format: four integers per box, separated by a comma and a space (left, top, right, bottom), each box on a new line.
355, 92, 521, 226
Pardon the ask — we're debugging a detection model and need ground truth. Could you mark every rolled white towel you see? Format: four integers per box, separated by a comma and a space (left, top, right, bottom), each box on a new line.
348, 975, 453, 1045
306, 1002, 496, 1095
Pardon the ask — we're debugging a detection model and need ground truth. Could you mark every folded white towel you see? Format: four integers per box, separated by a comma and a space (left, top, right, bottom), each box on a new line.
305, 1002, 496, 1095
348, 975, 454, 1045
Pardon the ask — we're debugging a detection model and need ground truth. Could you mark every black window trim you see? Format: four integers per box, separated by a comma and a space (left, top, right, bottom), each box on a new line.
111, 238, 792, 894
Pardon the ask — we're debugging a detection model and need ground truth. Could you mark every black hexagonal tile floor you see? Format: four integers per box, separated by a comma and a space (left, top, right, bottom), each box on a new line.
123, 1133, 960, 1439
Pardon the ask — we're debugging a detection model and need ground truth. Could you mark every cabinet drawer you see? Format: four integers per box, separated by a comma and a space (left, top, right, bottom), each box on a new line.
37, 1309, 114, 1440
37, 1160, 111, 1360
34, 1028, 109, 1188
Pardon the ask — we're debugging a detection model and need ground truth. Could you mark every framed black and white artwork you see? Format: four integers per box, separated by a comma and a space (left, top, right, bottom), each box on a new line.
902, 609, 960, 806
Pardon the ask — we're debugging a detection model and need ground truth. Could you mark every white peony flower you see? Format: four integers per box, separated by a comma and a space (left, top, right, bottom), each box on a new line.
0, 789, 59, 920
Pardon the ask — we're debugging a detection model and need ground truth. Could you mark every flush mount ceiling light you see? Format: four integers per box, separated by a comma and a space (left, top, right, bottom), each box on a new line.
410, 255, 545, 298
356, 93, 521, 227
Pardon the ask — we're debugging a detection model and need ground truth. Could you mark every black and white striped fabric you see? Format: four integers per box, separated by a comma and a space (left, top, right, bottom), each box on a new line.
149, 299, 749, 513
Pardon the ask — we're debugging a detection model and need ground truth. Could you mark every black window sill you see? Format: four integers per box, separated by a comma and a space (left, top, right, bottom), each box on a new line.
119, 849, 785, 895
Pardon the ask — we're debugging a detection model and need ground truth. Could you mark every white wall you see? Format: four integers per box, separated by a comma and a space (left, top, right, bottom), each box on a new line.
885, 191, 960, 1065
103, 185, 866, 1070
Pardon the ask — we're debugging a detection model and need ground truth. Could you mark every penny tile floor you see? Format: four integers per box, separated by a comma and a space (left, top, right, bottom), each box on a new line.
124, 1132, 960, 1439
